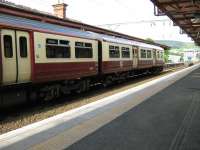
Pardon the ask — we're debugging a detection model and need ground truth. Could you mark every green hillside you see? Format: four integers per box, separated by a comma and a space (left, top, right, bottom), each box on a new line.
155, 40, 200, 50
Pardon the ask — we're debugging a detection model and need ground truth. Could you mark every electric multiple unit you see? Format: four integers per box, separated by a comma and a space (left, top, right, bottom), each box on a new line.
0, 14, 164, 107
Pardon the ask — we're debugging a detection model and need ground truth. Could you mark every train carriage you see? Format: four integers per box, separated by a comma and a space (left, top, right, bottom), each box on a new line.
0, 13, 165, 108
137, 47, 154, 69
0, 14, 100, 106
155, 49, 165, 67
100, 40, 133, 74
133, 41, 164, 72
0, 14, 99, 85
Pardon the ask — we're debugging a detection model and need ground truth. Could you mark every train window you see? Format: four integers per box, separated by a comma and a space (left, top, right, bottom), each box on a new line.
19, 36, 27, 58
140, 49, 146, 58
160, 52, 164, 59
154, 51, 156, 58
46, 39, 58, 45
3, 35, 13, 58
109, 45, 114, 50
122, 47, 130, 58
75, 48, 93, 58
85, 43, 92, 47
60, 40, 70, 45
46, 45, 70, 58
115, 46, 119, 51
133, 47, 138, 58
75, 42, 93, 58
75, 42, 84, 47
157, 51, 160, 58
109, 45, 120, 58
46, 38, 71, 58
147, 50, 152, 58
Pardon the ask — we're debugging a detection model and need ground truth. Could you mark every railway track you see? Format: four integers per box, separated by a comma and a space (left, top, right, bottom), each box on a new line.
0, 66, 185, 134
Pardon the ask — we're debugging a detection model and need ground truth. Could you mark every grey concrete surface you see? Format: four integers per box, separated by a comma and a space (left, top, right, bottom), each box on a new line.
66, 67, 200, 150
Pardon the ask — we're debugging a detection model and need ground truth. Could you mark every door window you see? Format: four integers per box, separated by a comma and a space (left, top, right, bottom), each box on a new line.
147, 50, 152, 58
19, 36, 28, 57
154, 51, 156, 58
3, 35, 13, 58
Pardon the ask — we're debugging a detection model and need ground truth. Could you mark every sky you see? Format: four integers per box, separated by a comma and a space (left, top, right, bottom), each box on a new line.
9, 0, 193, 42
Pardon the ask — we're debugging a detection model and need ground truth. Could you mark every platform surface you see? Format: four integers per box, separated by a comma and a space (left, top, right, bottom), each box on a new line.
66, 67, 200, 150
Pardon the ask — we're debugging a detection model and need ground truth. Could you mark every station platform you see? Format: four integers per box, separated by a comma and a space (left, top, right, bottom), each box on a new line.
66, 67, 200, 150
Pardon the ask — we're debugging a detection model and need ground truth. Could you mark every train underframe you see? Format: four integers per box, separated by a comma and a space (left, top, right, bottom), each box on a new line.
0, 66, 163, 109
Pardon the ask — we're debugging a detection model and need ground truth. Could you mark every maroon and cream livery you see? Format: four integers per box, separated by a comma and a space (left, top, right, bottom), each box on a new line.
0, 9, 164, 107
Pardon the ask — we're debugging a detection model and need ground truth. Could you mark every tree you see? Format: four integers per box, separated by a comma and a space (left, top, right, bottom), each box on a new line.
164, 49, 169, 62
146, 38, 155, 43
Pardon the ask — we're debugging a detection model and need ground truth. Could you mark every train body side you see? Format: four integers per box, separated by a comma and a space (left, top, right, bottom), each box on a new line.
101, 41, 133, 74
137, 47, 154, 69
32, 32, 98, 83
155, 49, 165, 67
0, 29, 165, 87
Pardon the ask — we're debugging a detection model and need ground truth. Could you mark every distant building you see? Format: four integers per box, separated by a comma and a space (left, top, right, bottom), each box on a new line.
182, 50, 200, 62
168, 52, 183, 63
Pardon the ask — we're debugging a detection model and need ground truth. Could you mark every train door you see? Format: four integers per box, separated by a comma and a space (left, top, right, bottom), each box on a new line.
1, 29, 31, 84
16, 31, 31, 82
98, 41, 102, 74
153, 49, 156, 65
132, 46, 138, 68
1, 29, 17, 84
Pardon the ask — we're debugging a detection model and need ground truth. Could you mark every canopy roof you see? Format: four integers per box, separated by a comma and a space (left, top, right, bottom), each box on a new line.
151, 0, 200, 46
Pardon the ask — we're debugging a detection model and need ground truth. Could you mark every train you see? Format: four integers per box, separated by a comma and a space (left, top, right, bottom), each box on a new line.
0, 13, 164, 108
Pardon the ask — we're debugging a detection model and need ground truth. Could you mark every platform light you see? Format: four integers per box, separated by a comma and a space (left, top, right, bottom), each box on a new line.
180, 29, 186, 34
154, 5, 165, 16
196, 32, 200, 39
191, 18, 200, 23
